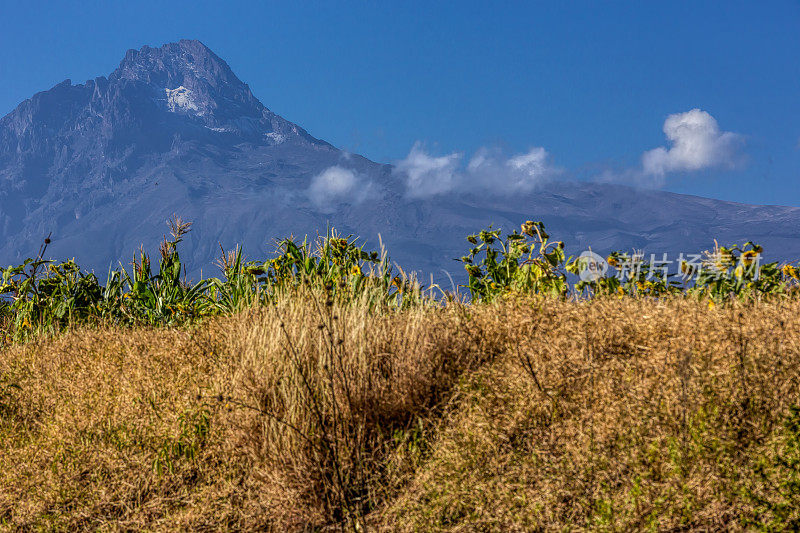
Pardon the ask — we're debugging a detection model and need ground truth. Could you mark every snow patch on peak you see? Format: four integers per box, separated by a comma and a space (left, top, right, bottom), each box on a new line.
266, 132, 286, 144
165, 86, 200, 114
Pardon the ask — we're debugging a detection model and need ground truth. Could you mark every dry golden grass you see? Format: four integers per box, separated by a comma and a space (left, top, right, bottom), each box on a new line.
1, 295, 799, 531
382, 299, 800, 531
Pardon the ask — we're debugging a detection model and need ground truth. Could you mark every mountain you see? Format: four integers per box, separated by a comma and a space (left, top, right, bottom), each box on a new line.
1, 39, 799, 283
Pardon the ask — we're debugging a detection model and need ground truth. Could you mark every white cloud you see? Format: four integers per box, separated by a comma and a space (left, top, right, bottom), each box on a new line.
394, 142, 462, 199
314, 110, 741, 204
394, 143, 558, 198
307, 166, 376, 212
505, 147, 555, 191
642, 109, 742, 178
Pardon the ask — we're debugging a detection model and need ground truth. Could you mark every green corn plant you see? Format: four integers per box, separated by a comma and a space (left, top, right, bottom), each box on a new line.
459, 220, 568, 301
0, 236, 106, 339
114, 218, 213, 325
0, 240, 54, 338
207, 245, 268, 314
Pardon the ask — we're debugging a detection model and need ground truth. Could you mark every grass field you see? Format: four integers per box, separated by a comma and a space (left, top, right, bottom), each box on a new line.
2, 294, 798, 530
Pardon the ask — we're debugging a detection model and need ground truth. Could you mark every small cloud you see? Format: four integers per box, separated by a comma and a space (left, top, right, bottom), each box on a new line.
596, 109, 745, 187
307, 166, 377, 213
642, 109, 743, 179
504, 147, 557, 191
394, 142, 462, 199
394, 142, 559, 198
594, 167, 645, 186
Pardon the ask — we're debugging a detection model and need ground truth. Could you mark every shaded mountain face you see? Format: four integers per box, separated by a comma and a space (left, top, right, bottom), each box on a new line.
1, 39, 799, 282
0, 39, 387, 271
0, 40, 337, 238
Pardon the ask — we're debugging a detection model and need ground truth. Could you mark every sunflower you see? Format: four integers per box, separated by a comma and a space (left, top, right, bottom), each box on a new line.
521, 221, 535, 237
465, 265, 482, 277
741, 250, 759, 266
391, 276, 404, 293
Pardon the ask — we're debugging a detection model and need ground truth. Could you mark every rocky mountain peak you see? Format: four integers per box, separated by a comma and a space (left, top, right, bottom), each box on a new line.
110, 39, 264, 123
114, 41, 239, 90
115, 40, 231, 82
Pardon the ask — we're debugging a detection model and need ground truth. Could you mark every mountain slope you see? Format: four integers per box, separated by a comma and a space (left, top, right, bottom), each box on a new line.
1, 39, 798, 281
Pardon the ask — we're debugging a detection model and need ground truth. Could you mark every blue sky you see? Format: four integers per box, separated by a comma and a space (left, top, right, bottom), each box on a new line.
1, 1, 798, 206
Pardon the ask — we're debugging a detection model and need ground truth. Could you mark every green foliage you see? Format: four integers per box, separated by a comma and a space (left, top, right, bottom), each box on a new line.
209, 230, 419, 311
568, 251, 684, 297
255, 232, 411, 306
4, 215, 800, 344
0, 236, 104, 339
109, 218, 215, 325
458, 220, 568, 300
743, 405, 800, 530
152, 405, 211, 475
685, 242, 787, 301
567, 241, 798, 301
0, 219, 417, 341
0, 218, 214, 340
